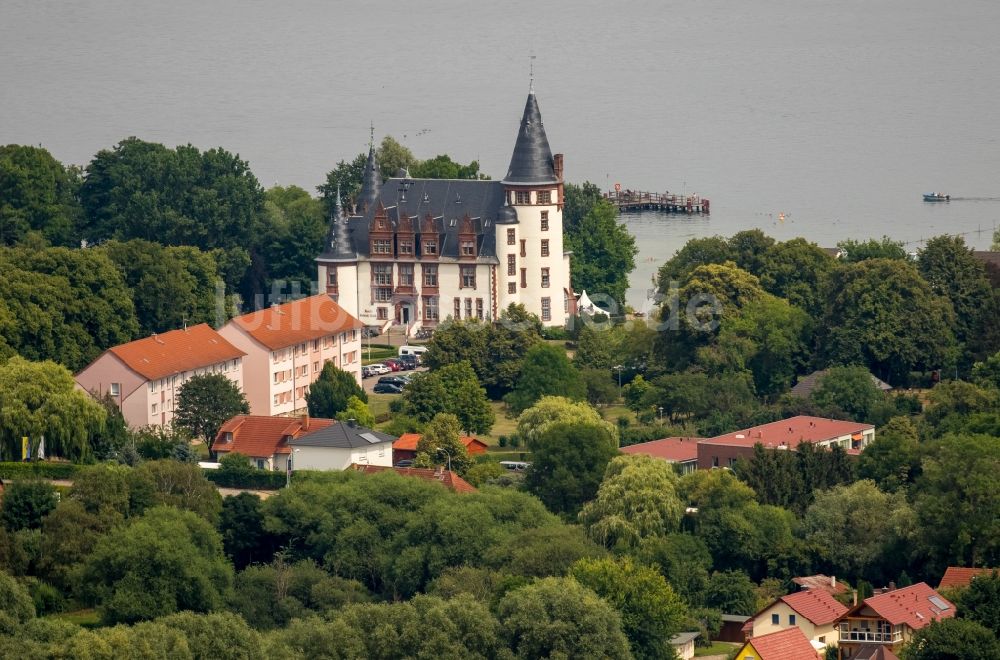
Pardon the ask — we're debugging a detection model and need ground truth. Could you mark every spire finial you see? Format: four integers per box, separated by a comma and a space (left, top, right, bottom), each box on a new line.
529, 54, 536, 93
369, 122, 374, 150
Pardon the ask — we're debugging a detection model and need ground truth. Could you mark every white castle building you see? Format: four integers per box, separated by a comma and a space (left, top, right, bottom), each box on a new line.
316, 91, 573, 332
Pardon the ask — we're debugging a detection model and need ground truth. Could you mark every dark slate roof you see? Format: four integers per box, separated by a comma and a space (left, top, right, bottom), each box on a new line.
346, 178, 504, 260
502, 91, 558, 185
357, 145, 381, 213
289, 421, 395, 449
790, 369, 892, 399
318, 186, 357, 261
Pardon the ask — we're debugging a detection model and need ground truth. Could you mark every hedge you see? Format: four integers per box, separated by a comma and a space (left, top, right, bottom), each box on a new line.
203, 469, 287, 490
0, 462, 78, 481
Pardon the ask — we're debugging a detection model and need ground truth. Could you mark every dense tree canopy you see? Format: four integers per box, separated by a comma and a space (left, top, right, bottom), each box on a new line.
505, 342, 585, 414
305, 363, 366, 420
0, 144, 81, 246
175, 373, 250, 442
524, 420, 619, 516
402, 361, 493, 434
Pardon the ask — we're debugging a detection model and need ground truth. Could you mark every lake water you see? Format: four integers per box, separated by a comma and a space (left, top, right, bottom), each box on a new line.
3, 0, 999, 309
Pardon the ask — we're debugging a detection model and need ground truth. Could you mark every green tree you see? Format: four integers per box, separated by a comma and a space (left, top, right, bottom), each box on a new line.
257, 185, 328, 296
579, 455, 684, 549
0, 356, 106, 461
0, 570, 35, 629
516, 395, 618, 446
497, 577, 632, 660
757, 237, 834, 316
156, 611, 263, 660
69, 462, 155, 524
635, 533, 713, 607
857, 417, 922, 492
955, 570, 1000, 636
336, 395, 375, 428
913, 434, 1000, 572
135, 460, 223, 525
376, 136, 417, 180
411, 153, 483, 179
900, 618, 1000, 660
819, 259, 956, 384
413, 413, 473, 474
0, 481, 58, 532
563, 181, 605, 234
525, 420, 619, 516
485, 524, 607, 579
175, 373, 250, 442
506, 342, 585, 414
318, 152, 367, 214
803, 480, 915, 582
810, 365, 888, 423
565, 199, 638, 309
838, 236, 909, 262
80, 506, 233, 624
36, 500, 109, 594
402, 361, 493, 434
306, 363, 366, 420
704, 570, 757, 615
657, 236, 734, 287
571, 556, 687, 660
219, 493, 276, 571
0, 145, 81, 246
582, 368, 621, 406
972, 350, 1000, 390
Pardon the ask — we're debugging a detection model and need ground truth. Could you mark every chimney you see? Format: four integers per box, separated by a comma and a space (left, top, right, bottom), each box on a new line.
889, 581, 896, 592
300, 413, 310, 430
346, 418, 356, 428
852, 589, 858, 606
831, 575, 836, 589
553, 153, 564, 181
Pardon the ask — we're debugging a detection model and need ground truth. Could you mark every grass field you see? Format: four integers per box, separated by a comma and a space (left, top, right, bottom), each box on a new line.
368, 393, 394, 420
694, 641, 739, 657
362, 345, 397, 365
50, 608, 101, 628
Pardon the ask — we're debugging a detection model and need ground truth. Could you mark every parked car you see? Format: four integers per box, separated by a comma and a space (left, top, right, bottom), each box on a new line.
383, 358, 403, 372
399, 354, 418, 370
394, 459, 414, 468
368, 363, 391, 376
377, 375, 407, 387
362, 365, 377, 378
373, 382, 403, 394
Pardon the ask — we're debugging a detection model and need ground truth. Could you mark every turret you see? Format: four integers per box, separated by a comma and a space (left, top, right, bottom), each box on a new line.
357, 143, 381, 213
502, 90, 559, 186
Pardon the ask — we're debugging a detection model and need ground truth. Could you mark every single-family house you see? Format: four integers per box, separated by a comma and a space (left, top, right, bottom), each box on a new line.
288, 419, 394, 470
937, 566, 997, 590
697, 416, 875, 470
734, 626, 821, 660
392, 433, 489, 464
792, 574, 849, 597
790, 370, 892, 400
218, 294, 363, 417
349, 463, 477, 493
669, 632, 699, 660
75, 324, 245, 429
834, 583, 954, 659
746, 588, 849, 649
620, 437, 703, 474
212, 414, 334, 471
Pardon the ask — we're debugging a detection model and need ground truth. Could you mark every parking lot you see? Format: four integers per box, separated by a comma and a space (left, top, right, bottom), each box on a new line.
362, 365, 428, 395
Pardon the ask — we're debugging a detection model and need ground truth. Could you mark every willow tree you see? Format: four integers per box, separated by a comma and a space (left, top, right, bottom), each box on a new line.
0, 356, 106, 460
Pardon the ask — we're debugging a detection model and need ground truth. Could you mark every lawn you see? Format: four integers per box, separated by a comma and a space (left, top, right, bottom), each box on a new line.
50, 608, 101, 628
368, 393, 395, 421
481, 401, 518, 447
694, 641, 739, 657
362, 345, 398, 365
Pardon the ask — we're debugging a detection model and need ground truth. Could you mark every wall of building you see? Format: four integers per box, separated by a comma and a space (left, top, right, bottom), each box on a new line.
291, 442, 393, 471
752, 602, 836, 645
697, 443, 754, 470
217, 326, 273, 416
75, 353, 147, 427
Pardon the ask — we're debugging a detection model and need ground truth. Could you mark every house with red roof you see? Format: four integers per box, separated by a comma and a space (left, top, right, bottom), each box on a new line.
697, 416, 875, 470
792, 574, 849, 597
349, 463, 477, 494
218, 294, 363, 417
76, 324, 246, 429
937, 566, 997, 590
834, 583, 954, 659
620, 437, 703, 474
734, 626, 821, 660
212, 414, 334, 471
392, 433, 489, 464
746, 588, 849, 650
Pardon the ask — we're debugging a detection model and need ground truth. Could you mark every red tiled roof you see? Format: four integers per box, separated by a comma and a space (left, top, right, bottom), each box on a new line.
938, 566, 997, 590
105, 324, 245, 381
701, 415, 873, 449
212, 415, 334, 458
781, 589, 849, 625
621, 437, 703, 462
350, 464, 477, 493
745, 627, 819, 660
792, 574, 849, 595
228, 294, 363, 350
863, 583, 955, 629
393, 433, 489, 455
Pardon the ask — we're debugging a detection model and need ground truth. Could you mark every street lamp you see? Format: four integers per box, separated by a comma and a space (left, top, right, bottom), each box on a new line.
612, 364, 624, 396
435, 447, 452, 472
286, 448, 300, 487
658, 406, 663, 421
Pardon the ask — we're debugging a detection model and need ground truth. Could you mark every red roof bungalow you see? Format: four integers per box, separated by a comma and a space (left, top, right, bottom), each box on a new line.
392, 433, 489, 464
697, 416, 875, 470
735, 627, 821, 660
212, 414, 334, 471
746, 588, 849, 649
835, 583, 954, 659
937, 566, 997, 590
620, 437, 703, 474
349, 464, 476, 494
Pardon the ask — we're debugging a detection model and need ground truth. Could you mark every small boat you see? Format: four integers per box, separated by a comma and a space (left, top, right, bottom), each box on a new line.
923, 192, 950, 202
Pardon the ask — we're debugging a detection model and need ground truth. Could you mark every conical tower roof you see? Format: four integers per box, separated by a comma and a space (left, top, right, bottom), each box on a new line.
358, 143, 381, 212
320, 185, 356, 261
502, 91, 558, 186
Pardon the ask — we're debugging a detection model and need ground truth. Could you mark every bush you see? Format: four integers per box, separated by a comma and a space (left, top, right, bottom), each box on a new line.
0, 462, 77, 481
204, 469, 286, 490
498, 435, 508, 448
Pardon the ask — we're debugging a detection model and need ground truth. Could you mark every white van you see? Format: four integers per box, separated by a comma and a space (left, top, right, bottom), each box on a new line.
398, 345, 428, 359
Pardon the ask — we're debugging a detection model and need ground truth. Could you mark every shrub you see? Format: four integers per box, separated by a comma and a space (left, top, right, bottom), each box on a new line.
0, 462, 77, 481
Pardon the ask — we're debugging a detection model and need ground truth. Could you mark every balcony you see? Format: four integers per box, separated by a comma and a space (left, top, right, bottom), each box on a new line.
839, 623, 902, 644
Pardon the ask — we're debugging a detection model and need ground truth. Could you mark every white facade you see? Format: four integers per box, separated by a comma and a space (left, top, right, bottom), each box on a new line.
291, 442, 393, 471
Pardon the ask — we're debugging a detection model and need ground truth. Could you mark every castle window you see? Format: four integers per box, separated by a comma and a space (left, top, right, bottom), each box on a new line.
423, 265, 438, 286
461, 240, 475, 256
423, 240, 438, 255
454, 298, 461, 319
508, 282, 516, 294
476, 299, 484, 319
507, 228, 516, 245
372, 264, 393, 286
374, 288, 392, 302
399, 264, 414, 286
541, 239, 550, 257
399, 239, 413, 255
328, 271, 337, 286
460, 265, 476, 289
541, 297, 551, 322
520, 268, 527, 289
541, 211, 549, 231
373, 239, 391, 254
515, 190, 531, 205
424, 296, 439, 320
520, 239, 526, 258
537, 190, 551, 204
508, 254, 516, 276
465, 298, 473, 318
541, 268, 550, 288
376, 307, 387, 320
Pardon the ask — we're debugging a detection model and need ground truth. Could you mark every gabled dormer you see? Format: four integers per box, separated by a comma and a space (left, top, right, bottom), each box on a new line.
369, 201, 392, 257
458, 214, 477, 260
419, 213, 439, 259
396, 212, 415, 257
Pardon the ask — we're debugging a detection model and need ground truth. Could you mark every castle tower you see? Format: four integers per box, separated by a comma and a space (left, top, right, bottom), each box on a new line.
357, 142, 381, 214
496, 90, 569, 326
316, 185, 359, 319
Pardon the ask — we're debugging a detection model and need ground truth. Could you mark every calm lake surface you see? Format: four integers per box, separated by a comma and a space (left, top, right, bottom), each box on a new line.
3, 0, 999, 309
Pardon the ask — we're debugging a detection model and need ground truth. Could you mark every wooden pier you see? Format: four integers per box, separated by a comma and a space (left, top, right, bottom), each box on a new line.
606, 190, 710, 214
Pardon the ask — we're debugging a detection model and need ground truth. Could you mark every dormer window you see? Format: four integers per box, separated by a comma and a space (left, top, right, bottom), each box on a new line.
461, 240, 475, 257
399, 239, 413, 255
423, 240, 438, 255
537, 190, 551, 204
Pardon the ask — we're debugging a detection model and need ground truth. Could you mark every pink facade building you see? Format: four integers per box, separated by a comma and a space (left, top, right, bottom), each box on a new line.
75, 324, 246, 429
218, 294, 364, 416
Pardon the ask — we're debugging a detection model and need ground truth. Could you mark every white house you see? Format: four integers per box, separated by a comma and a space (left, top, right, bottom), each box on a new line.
288, 419, 395, 471
316, 89, 574, 332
